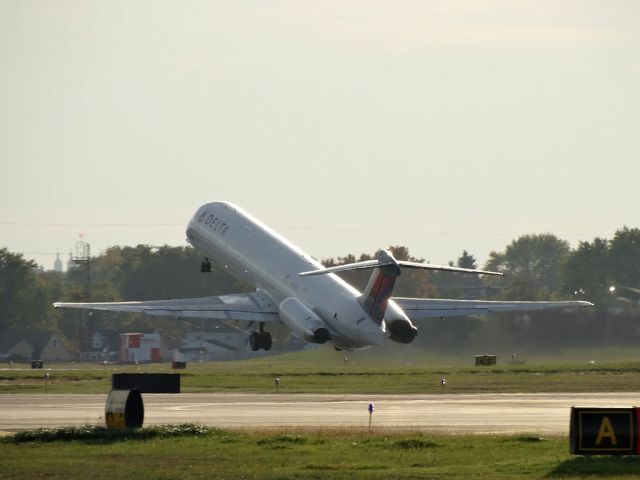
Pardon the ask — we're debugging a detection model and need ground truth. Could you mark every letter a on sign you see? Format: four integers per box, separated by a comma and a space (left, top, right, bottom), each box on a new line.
595, 417, 618, 446
570, 407, 635, 455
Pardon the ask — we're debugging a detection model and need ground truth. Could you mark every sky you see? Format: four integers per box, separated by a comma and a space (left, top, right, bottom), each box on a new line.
1, 1, 639, 270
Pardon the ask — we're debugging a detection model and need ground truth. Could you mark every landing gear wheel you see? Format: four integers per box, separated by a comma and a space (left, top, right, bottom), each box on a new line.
249, 332, 261, 351
262, 332, 272, 351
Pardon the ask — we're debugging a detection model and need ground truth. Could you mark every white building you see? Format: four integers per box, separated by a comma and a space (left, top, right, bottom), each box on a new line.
53, 251, 63, 272
119, 332, 169, 363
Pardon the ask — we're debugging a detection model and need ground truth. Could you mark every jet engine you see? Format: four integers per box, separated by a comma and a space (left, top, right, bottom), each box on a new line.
383, 301, 418, 343
386, 318, 418, 344
278, 297, 331, 344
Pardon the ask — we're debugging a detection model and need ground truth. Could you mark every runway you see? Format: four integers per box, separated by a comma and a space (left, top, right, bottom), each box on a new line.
1, 392, 639, 434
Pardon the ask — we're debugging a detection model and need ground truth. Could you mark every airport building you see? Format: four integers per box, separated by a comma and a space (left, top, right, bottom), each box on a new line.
119, 332, 169, 363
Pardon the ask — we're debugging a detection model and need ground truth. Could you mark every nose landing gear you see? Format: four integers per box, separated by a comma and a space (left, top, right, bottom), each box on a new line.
200, 257, 212, 273
250, 322, 272, 351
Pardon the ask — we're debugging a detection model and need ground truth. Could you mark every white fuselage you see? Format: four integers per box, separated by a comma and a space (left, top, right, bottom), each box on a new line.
186, 201, 386, 349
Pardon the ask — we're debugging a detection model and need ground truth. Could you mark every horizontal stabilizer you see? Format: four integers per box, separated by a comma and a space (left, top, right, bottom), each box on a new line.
300, 260, 381, 276
300, 255, 503, 277
396, 260, 503, 276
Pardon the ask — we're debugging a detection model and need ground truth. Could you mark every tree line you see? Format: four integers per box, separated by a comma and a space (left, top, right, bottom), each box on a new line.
1, 226, 639, 353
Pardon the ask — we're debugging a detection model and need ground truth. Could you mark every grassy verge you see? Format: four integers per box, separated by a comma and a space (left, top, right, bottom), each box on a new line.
2, 424, 639, 479
4, 349, 640, 394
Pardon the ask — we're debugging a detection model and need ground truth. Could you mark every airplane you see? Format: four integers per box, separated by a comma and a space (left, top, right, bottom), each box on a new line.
54, 201, 593, 351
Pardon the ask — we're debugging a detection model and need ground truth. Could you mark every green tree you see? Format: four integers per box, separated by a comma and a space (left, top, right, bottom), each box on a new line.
430, 250, 483, 299
561, 237, 610, 304
608, 227, 640, 288
457, 250, 477, 269
484, 234, 570, 299
0, 248, 52, 332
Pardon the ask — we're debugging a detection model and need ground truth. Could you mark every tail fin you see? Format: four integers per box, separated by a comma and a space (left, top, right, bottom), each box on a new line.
358, 252, 402, 325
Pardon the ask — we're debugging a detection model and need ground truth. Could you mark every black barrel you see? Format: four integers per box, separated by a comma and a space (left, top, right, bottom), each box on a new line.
105, 389, 144, 429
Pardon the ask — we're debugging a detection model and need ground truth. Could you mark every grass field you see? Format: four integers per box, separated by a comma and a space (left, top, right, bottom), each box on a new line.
4, 349, 640, 478
3, 425, 640, 480
3, 346, 640, 395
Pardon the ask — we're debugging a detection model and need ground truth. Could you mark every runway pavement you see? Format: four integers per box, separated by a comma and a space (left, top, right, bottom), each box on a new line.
2, 392, 640, 434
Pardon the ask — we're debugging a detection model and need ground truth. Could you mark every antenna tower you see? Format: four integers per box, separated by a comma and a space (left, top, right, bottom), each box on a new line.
71, 236, 91, 300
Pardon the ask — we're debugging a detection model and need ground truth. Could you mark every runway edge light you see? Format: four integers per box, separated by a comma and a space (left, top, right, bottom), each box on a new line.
569, 406, 638, 455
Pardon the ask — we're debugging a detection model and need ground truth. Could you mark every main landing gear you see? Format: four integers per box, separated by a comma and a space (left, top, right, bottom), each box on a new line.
250, 322, 272, 351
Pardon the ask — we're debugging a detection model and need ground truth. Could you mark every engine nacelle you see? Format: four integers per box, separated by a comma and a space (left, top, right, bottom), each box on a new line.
279, 297, 331, 344
387, 318, 418, 344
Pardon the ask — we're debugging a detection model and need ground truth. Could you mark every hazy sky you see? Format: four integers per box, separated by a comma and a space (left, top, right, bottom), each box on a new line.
1, 1, 638, 270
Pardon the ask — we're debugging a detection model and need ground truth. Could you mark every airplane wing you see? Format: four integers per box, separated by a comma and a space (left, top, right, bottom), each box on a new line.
392, 298, 593, 320
53, 291, 280, 322
618, 286, 640, 295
